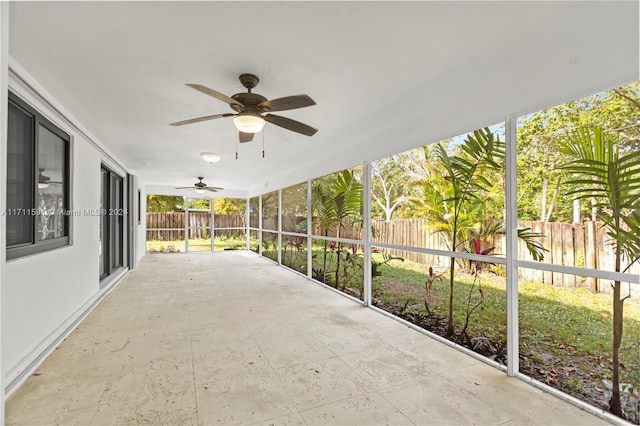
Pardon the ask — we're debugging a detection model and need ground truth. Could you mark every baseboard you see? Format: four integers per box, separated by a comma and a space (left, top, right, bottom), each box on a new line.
3, 267, 129, 398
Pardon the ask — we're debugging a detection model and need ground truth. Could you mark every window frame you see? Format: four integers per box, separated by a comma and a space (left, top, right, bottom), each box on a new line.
7, 92, 71, 260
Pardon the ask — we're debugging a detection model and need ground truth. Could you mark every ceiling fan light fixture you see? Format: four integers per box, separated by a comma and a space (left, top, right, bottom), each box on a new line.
194, 188, 206, 194
38, 182, 49, 189
200, 152, 221, 163
233, 113, 265, 133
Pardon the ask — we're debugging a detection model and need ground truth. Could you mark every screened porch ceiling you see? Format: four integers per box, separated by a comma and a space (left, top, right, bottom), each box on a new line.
8, 1, 638, 198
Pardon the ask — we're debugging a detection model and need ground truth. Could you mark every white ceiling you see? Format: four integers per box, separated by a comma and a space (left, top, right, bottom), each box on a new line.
8, 1, 639, 197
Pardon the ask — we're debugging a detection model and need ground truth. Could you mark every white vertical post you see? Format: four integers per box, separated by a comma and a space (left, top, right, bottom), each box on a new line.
307, 179, 312, 279
245, 197, 250, 251
214, 197, 216, 251
277, 189, 282, 265
183, 196, 188, 253
258, 195, 263, 256
363, 161, 372, 306
0, 2, 9, 422
505, 115, 519, 376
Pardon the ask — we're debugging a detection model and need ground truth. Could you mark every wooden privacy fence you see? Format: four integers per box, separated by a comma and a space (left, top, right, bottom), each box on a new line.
147, 212, 637, 294
373, 219, 639, 295
146, 213, 245, 240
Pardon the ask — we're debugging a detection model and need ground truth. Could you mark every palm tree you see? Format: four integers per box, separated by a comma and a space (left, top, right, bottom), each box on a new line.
435, 128, 545, 337
561, 126, 640, 417
312, 170, 363, 288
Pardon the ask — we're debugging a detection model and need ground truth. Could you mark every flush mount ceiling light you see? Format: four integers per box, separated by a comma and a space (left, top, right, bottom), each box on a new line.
232, 113, 265, 134
200, 152, 221, 163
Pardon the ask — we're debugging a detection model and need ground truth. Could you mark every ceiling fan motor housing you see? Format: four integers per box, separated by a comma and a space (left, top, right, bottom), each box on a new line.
230, 92, 268, 113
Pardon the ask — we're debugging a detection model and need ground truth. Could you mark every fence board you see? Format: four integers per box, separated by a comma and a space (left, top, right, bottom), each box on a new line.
146, 213, 637, 295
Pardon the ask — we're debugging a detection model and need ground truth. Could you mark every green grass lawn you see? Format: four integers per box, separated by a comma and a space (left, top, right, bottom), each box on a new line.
146, 237, 247, 252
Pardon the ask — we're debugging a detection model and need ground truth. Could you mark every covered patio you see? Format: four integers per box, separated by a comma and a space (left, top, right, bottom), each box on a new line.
6, 251, 605, 425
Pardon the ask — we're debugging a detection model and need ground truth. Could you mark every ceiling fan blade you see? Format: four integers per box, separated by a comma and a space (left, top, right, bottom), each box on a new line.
204, 188, 219, 192
169, 113, 234, 126
264, 114, 318, 136
174, 186, 194, 190
239, 132, 254, 143
258, 94, 316, 112
186, 84, 244, 108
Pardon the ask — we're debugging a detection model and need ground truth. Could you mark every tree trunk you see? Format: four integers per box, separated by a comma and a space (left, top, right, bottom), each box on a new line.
540, 178, 548, 221
446, 255, 456, 337
610, 280, 624, 416
609, 243, 624, 416
544, 176, 562, 222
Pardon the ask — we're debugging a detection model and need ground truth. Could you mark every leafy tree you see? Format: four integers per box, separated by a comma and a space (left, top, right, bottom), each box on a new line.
436, 128, 506, 336
214, 198, 246, 215
561, 126, 640, 418
312, 169, 363, 288
188, 199, 210, 210
517, 81, 640, 222
426, 128, 545, 337
371, 155, 410, 221
146, 195, 182, 212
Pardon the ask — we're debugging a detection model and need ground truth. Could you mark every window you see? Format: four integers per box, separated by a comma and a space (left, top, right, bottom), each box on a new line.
7, 93, 70, 260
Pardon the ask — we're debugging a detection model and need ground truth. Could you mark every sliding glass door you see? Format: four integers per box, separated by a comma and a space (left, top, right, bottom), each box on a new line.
100, 166, 124, 281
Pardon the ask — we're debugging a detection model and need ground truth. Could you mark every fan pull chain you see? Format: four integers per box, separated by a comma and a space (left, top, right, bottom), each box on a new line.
235, 130, 239, 160
262, 127, 265, 158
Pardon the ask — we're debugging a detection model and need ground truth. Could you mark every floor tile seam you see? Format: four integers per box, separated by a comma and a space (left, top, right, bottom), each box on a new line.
87, 363, 122, 426
189, 336, 202, 426
335, 354, 432, 393
246, 412, 309, 426
8, 404, 99, 426
268, 353, 345, 374
375, 387, 420, 426
296, 389, 411, 423
251, 333, 306, 417
33, 361, 125, 377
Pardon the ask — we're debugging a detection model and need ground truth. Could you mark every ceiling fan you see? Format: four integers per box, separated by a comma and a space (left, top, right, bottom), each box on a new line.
170, 73, 318, 143
175, 177, 223, 194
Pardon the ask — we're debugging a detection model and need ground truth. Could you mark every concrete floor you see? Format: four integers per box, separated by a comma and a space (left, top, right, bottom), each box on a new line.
6, 251, 608, 425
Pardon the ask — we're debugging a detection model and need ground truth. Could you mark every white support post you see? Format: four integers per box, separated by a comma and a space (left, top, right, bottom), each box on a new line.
363, 161, 372, 306
307, 179, 312, 279
245, 197, 250, 251
277, 189, 282, 265
183, 196, 188, 253
258, 195, 263, 256
214, 197, 216, 251
505, 114, 519, 377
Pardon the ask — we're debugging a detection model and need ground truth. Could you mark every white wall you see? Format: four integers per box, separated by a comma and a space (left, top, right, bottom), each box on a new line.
1, 67, 133, 395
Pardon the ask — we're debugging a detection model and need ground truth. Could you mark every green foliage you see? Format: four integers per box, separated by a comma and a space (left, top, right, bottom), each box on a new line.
188, 199, 210, 210
560, 125, 640, 417
214, 198, 246, 215
517, 81, 640, 221
371, 155, 411, 221
312, 169, 363, 290
146, 195, 182, 212
371, 253, 404, 277
561, 126, 640, 270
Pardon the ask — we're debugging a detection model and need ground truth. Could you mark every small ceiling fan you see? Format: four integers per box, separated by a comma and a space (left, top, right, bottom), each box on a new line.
175, 177, 223, 194
170, 73, 318, 143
